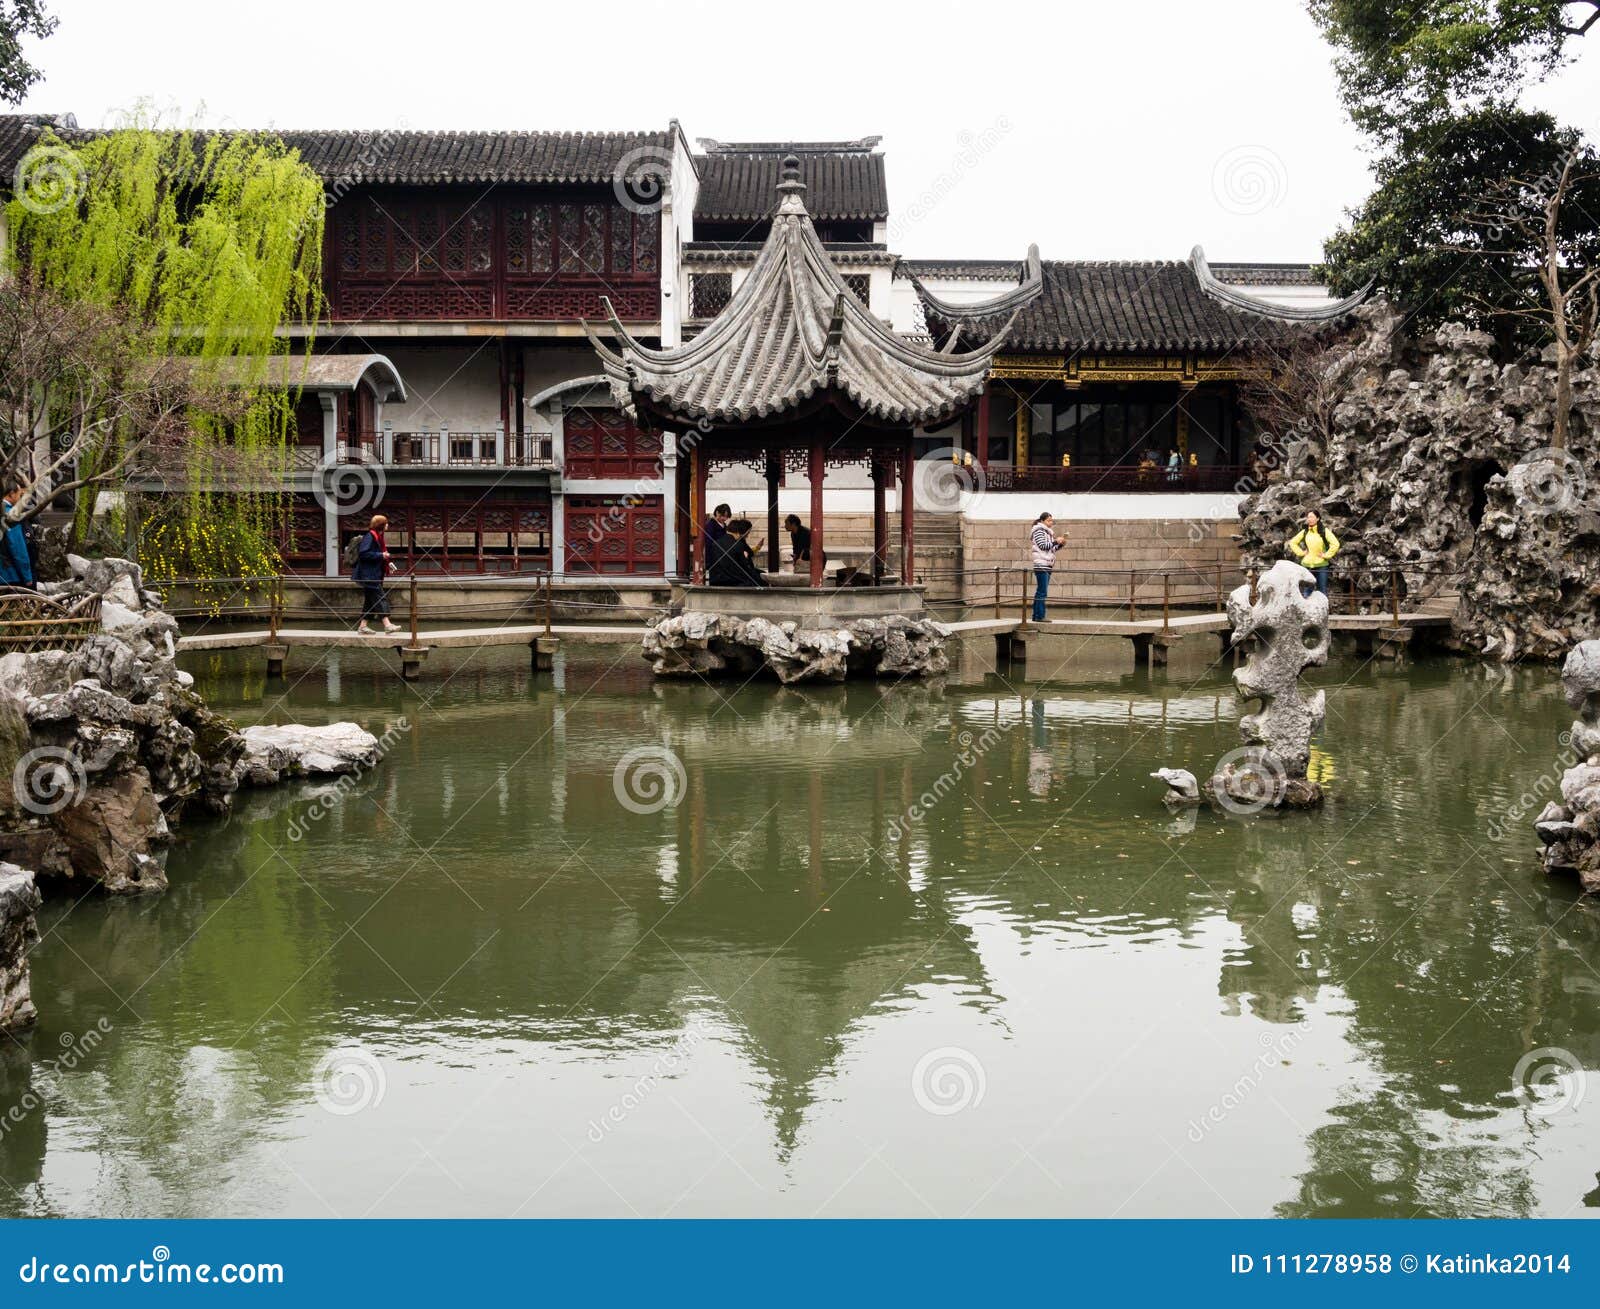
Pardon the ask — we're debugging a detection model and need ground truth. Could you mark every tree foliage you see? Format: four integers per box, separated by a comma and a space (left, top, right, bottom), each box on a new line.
1321, 108, 1600, 344
1312, 2, 1600, 346
1308, 0, 1594, 144
0, 0, 55, 106
4, 117, 325, 577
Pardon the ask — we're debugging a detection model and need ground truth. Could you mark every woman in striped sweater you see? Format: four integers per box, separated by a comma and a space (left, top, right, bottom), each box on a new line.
1029, 513, 1066, 622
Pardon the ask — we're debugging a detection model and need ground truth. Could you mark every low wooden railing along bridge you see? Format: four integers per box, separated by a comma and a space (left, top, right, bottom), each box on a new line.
162, 564, 1458, 680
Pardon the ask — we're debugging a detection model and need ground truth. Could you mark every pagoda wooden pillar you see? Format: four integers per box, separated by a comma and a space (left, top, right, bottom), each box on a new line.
765, 448, 781, 573
691, 444, 708, 584
899, 440, 916, 584
808, 441, 825, 589
677, 451, 692, 580
871, 457, 887, 584
975, 387, 991, 469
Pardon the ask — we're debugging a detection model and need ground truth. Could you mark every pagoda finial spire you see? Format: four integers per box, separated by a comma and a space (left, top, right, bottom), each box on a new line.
776, 153, 807, 213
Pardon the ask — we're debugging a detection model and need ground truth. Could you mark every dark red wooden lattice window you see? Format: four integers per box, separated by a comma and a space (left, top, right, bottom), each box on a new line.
565, 495, 663, 575
562, 408, 660, 480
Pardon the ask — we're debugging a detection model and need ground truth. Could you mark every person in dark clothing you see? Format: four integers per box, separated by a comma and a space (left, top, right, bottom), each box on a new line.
0, 480, 35, 590
702, 503, 732, 555
708, 518, 768, 588
351, 513, 397, 633
783, 513, 821, 573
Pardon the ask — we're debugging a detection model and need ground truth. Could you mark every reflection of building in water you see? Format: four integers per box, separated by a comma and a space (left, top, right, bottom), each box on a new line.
654, 740, 997, 1155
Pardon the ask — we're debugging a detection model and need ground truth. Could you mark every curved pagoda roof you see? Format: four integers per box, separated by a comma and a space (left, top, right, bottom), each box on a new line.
903, 246, 1370, 354
586, 156, 1041, 433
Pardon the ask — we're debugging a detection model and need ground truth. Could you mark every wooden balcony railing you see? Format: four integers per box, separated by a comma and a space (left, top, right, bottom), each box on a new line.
336, 429, 554, 469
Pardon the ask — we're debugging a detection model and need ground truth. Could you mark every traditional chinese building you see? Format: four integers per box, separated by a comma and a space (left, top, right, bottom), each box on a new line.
0, 113, 1361, 594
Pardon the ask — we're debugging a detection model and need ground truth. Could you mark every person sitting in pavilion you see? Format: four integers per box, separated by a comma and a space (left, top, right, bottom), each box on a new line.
708, 518, 769, 588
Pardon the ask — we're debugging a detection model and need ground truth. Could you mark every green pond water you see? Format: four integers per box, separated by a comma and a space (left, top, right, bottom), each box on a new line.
3, 636, 1599, 1219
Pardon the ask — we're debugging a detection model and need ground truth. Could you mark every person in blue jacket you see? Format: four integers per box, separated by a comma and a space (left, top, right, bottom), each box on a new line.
350, 513, 397, 634
0, 479, 35, 589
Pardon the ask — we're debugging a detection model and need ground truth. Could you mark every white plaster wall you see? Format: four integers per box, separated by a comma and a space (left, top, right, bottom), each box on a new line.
888, 269, 1015, 334
379, 345, 606, 434
694, 490, 1242, 520
377, 345, 503, 431
1216, 280, 1337, 311
663, 122, 699, 348
963, 492, 1244, 521
522, 346, 606, 397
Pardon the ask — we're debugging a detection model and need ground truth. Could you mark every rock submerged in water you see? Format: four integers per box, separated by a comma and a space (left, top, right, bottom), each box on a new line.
239, 723, 383, 784
1, 557, 388, 902
642, 611, 949, 682
1538, 639, 1600, 893
1157, 560, 1329, 816
0, 862, 41, 1033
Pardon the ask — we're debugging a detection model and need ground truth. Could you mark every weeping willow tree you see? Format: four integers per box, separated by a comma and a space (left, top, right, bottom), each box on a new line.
4, 113, 324, 585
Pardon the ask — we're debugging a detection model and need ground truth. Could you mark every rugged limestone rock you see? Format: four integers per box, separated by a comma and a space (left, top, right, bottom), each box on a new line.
1151, 768, 1201, 808
0, 863, 40, 1032
1239, 306, 1600, 662
1, 557, 377, 901
239, 723, 382, 783
1204, 559, 1329, 813
1536, 639, 1600, 892
643, 611, 949, 683
48, 769, 170, 894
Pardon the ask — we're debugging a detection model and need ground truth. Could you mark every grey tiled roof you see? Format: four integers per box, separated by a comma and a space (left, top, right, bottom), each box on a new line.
693, 142, 888, 222
0, 114, 672, 187
914, 259, 1336, 353
590, 162, 1018, 430
275, 129, 672, 185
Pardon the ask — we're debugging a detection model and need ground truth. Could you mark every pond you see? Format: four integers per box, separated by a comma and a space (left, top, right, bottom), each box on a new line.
3, 637, 1597, 1218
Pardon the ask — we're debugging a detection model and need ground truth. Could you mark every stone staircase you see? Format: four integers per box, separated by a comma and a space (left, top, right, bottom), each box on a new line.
910, 511, 964, 600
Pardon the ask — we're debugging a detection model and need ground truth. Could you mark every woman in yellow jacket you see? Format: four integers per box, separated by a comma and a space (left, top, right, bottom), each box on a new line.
1287, 510, 1339, 596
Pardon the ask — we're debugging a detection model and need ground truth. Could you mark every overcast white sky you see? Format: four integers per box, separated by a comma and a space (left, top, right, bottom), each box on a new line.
15, 0, 1600, 263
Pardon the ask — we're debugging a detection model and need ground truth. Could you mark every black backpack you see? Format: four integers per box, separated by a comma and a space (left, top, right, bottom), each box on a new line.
342, 532, 365, 570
